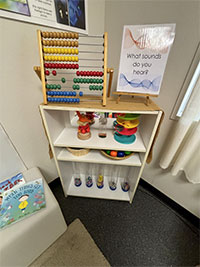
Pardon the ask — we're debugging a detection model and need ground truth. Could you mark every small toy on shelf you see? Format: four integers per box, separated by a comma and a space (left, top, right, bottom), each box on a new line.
86, 112, 95, 125
86, 176, 93, 188
76, 111, 91, 140
74, 177, 82, 187
97, 174, 104, 189
98, 113, 107, 138
121, 181, 130, 192
109, 181, 117, 191
113, 113, 140, 145
101, 150, 134, 160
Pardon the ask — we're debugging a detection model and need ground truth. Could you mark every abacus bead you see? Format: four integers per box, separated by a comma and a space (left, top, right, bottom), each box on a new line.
90, 78, 93, 83
95, 85, 99, 90
46, 84, 50, 89
58, 63, 62, 68
73, 92, 76, 96
100, 79, 103, 83
77, 85, 80, 90
57, 84, 61, 89
80, 71, 83, 76
45, 70, 50, 75
50, 84, 54, 89
73, 78, 77, 83
73, 85, 76, 90
87, 78, 90, 83
75, 64, 79, 69
89, 85, 92, 90
61, 78, 66, 83
44, 63, 48, 68
53, 84, 57, 89
80, 78, 83, 83
92, 85, 95, 90
52, 70, 57, 76
99, 85, 103, 90
61, 40, 64, 46
76, 71, 80, 76
79, 92, 83, 96
69, 64, 72, 68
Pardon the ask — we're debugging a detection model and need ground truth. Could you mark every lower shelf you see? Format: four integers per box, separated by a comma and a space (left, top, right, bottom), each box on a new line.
67, 176, 130, 202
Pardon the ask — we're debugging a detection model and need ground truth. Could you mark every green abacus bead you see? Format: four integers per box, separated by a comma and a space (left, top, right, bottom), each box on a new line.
92, 85, 95, 90
73, 78, 77, 83
99, 85, 103, 90
57, 84, 61, 89
61, 78, 66, 83
77, 85, 80, 90
100, 79, 103, 83
80, 78, 83, 83
89, 85, 93, 90
73, 84, 76, 89
46, 84, 50, 89
96, 79, 99, 84
84, 78, 87, 83
50, 84, 54, 89
90, 78, 93, 83
53, 84, 57, 89
95, 85, 99, 90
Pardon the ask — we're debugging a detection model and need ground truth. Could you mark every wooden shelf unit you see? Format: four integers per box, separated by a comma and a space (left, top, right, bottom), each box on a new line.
40, 99, 163, 203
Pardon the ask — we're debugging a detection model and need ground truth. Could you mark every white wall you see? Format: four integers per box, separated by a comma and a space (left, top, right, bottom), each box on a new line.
105, 0, 200, 217
0, 0, 105, 183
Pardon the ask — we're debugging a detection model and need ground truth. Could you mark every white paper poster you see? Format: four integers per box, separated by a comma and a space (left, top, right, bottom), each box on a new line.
116, 24, 176, 95
0, 0, 87, 34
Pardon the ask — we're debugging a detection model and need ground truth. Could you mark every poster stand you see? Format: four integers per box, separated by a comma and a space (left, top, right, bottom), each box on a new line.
113, 91, 157, 106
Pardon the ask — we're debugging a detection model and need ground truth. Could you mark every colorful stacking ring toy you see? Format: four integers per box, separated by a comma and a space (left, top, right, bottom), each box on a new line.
117, 113, 140, 121
114, 132, 136, 144
116, 118, 140, 129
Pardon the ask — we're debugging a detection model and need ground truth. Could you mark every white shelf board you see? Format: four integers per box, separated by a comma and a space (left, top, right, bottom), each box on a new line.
57, 148, 142, 166
54, 128, 146, 152
67, 176, 130, 201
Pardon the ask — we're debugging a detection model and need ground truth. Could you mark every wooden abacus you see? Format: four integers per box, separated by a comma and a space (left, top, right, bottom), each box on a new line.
37, 30, 108, 106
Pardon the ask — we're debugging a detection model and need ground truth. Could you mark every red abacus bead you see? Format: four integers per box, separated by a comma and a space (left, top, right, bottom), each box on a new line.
52, 70, 57, 76
83, 71, 86, 76
100, 71, 104, 76
65, 64, 69, 69
89, 71, 92, 76
45, 70, 50, 75
58, 64, 62, 69
93, 71, 97, 76
96, 72, 100, 76
55, 63, 59, 68
44, 63, 49, 68
69, 64, 72, 69
86, 71, 90, 76
61, 64, 65, 68
76, 71, 80, 76
50, 63, 54, 68
80, 71, 83, 76
75, 64, 79, 69
72, 64, 76, 69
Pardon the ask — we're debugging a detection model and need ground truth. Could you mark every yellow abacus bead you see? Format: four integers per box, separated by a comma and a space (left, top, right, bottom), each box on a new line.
61, 56, 65, 61
57, 48, 61, 54
75, 49, 79, 54
71, 33, 75, 39
64, 56, 68, 61
71, 56, 75, 62
43, 47, 47, 53
64, 48, 67, 54
71, 49, 74, 54
53, 56, 57, 61
68, 56, 71, 61
52, 56, 55, 60
48, 56, 52, 61
75, 56, 79, 62
61, 48, 64, 54
49, 48, 53, 53
68, 48, 71, 54
44, 55, 48, 60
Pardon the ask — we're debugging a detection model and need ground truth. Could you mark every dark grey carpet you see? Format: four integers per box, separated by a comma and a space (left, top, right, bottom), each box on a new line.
50, 179, 199, 266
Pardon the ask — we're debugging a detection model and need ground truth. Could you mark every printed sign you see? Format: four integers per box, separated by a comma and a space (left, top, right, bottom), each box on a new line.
116, 24, 176, 95
0, 0, 87, 34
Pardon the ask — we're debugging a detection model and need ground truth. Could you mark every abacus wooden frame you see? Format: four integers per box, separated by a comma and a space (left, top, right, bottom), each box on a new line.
37, 30, 108, 106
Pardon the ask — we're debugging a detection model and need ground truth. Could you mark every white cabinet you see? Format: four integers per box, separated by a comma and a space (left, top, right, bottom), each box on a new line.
40, 99, 163, 203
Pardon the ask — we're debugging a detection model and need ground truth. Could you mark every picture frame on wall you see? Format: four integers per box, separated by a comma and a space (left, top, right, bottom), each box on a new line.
0, 0, 88, 34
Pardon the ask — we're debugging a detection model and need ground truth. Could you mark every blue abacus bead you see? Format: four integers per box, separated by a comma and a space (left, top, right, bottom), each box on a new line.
77, 98, 80, 103
47, 97, 51, 101
73, 92, 76, 96
79, 91, 83, 97
74, 98, 77, 102
69, 91, 72, 96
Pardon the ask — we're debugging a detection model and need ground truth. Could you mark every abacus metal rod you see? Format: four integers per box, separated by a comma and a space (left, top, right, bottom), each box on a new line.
79, 58, 104, 61
79, 34, 104, 38
79, 51, 104, 54
80, 65, 104, 68
79, 43, 104, 46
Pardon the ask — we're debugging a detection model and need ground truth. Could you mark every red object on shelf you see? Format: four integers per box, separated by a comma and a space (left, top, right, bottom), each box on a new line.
52, 70, 57, 76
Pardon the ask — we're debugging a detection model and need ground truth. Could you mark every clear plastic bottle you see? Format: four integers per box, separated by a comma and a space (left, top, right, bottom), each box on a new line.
98, 113, 107, 138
